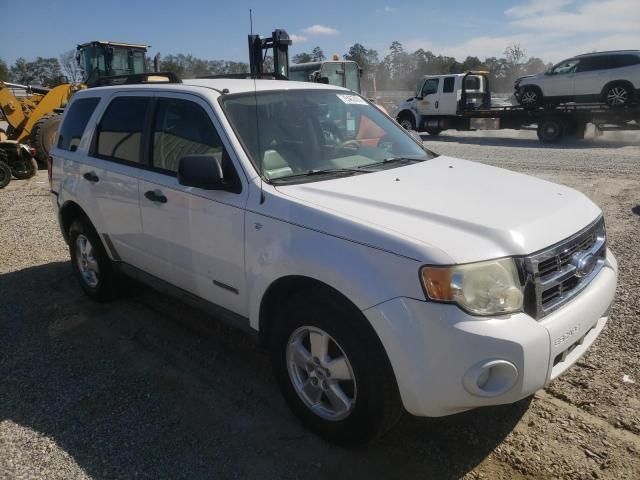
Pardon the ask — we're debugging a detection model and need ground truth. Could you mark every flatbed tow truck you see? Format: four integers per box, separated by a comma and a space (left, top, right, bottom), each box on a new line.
395, 71, 640, 143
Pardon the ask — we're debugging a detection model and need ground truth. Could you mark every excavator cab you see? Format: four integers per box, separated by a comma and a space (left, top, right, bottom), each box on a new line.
77, 41, 150, 87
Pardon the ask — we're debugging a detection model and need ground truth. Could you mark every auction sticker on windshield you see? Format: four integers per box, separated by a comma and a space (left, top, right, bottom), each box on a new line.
337, 94, 368, 105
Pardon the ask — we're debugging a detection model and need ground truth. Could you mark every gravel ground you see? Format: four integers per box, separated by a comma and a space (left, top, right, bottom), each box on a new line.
1, 128, 639, 479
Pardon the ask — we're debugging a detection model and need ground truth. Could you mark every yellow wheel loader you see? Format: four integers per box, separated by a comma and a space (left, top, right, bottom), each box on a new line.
0, 41, 151, 166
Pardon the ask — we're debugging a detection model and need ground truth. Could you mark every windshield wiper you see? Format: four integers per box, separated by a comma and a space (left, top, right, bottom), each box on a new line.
360, 157, 426, 169
271, 167, 372, 183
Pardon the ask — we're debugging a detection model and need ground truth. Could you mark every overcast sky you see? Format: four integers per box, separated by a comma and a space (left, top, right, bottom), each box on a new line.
1, 0, 638, 66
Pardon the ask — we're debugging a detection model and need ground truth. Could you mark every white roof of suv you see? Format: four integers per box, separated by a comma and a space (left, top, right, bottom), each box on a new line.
84, 78, 347, 96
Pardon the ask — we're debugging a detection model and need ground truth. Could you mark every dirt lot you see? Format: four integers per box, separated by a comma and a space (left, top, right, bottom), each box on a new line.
1, 129, 639, 479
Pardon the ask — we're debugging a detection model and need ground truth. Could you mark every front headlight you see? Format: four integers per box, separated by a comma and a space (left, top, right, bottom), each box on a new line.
420, 258, 524, 316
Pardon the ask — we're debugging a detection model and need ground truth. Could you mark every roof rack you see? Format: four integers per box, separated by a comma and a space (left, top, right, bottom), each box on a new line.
93, 72, 182, 87
196, 72, 287, 80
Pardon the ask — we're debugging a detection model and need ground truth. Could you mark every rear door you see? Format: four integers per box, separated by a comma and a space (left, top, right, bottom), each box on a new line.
416, 78, 441, 116
137, 93, 249, 315
81, 93, 151, 264
437, 76, 458, 115
573, 56, 613, 99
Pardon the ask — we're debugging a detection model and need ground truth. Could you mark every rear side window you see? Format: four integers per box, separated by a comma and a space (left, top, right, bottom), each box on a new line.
57, 97, 100, 151
577, 56, 616, 72
95, 97, 150, 164
614, 54, 640, 68
151, 98, 224, 173
464, 76, 481, 90
443, 77, 455, 93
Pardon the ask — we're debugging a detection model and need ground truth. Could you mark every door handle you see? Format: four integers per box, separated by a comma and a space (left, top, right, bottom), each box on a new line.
83, 171, 99, 183
435, 101, 439, 109
144, 190, 167, 204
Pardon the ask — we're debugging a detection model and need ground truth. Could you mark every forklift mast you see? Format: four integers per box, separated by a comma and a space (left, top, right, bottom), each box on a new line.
248, 29, 292, 79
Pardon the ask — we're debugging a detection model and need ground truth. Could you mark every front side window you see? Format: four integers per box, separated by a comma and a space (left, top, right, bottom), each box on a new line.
57, 97, 100, 151
95, 97, 150, 164
151, 98, 224, 173
421, 78, 439, 96
222, 90, 432, 183
321, 62, 345, 88
551, 59, 579, 75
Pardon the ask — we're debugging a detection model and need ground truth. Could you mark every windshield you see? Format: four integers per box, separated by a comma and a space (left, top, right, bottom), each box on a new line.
221, 90, 432, 183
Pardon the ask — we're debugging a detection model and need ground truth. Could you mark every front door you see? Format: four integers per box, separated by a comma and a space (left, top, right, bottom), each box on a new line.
544, 59, 578, 99
137, 94, 248, 315
416, 78, 441, 116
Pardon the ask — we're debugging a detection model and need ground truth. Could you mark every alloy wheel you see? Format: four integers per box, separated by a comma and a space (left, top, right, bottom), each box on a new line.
75, 234, 100, 288
286, 326, 357, 421
606, 87, 628, 106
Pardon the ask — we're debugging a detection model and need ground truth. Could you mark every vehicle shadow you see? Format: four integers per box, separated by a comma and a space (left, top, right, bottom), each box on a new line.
418, 132, 640, 149
0, 261, 530, 479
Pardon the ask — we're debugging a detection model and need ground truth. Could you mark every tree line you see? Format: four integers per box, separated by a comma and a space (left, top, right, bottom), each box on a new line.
1, 41, 551, 93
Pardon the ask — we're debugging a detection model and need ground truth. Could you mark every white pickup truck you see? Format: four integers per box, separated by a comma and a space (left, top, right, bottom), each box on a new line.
50, 77, 617, 445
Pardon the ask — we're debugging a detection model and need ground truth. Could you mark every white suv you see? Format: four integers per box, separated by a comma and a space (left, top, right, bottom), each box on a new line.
515, 50, 640, 107
50, 78, 617, 444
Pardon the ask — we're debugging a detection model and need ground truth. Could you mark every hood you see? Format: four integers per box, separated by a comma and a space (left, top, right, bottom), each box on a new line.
275, 156, 601, 264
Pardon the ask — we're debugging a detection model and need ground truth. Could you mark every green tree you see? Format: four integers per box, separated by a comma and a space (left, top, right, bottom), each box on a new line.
344, 43, 379, 71
292, 52, 312, 64
10, 56, 63, 86
311, 47, 326, 62
0, 59, 8, 82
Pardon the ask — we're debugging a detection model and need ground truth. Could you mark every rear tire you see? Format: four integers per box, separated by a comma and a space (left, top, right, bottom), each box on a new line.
0, 152, 11, 189
537, 117, 565, 143
425, 126, 442, 136
603, 83, 632, 107
68, 218, 116, 302
31, 114, 62, 167
270, 289, 402, 445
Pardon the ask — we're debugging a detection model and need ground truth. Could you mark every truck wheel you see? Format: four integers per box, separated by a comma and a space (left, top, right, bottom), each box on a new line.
425, 126, 442, 136
518, 87, 542, 108
270, 289, 402, 445
0, 154, 10, 189
397, 113, 416, 131
604, 83, 632, 107
31, 114, 62, 167
68, 218, 116, 302
11, 157, 38, 180
537, 118, 564, 143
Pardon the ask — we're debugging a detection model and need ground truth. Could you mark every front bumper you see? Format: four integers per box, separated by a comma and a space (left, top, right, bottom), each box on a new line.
363, 249, 617, 417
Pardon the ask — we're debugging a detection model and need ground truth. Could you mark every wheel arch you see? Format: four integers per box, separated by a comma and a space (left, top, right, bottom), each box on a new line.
59, 200, 93, 243
259, 275, 364, 346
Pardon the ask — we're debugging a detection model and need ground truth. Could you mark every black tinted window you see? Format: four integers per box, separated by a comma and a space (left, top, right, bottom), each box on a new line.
614, 54, 640, 68
57, 97, 100, 151
96, 97, 150, 163
151, 98, 224, 173
443, 77, 455, 93
577, 56, 616, 72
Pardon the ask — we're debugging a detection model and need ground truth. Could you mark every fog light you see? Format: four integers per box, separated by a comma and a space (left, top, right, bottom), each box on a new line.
463, 360, 519, 397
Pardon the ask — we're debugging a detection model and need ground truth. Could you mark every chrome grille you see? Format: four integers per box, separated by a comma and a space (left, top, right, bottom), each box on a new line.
523, 217, 606, 319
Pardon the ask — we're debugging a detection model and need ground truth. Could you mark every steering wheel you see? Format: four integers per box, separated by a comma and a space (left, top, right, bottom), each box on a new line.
333, 139, 361, 156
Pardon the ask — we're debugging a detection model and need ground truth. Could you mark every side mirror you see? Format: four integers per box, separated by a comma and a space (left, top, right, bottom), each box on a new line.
178, 154, 227, 190
416, 96, 424, 101
317, 76, 330, 84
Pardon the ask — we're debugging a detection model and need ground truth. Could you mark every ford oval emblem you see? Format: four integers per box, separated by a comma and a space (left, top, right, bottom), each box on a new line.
572, 252, 597, 278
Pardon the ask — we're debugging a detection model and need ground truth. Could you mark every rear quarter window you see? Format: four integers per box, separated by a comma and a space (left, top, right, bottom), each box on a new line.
57, 97, 100, 151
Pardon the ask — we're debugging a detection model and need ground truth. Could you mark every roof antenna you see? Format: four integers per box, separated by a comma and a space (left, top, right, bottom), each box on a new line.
250, 8, 265, 204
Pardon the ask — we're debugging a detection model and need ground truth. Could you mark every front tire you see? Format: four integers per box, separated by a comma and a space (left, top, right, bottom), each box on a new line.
397, 113, 416, 131
68, 218, 116, 302
604, 83, 632, 107
271, 289, 402, 445
518, 86, 542, 108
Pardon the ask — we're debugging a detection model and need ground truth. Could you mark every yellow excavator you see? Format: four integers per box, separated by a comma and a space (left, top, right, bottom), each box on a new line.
0, 41, 151, 166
